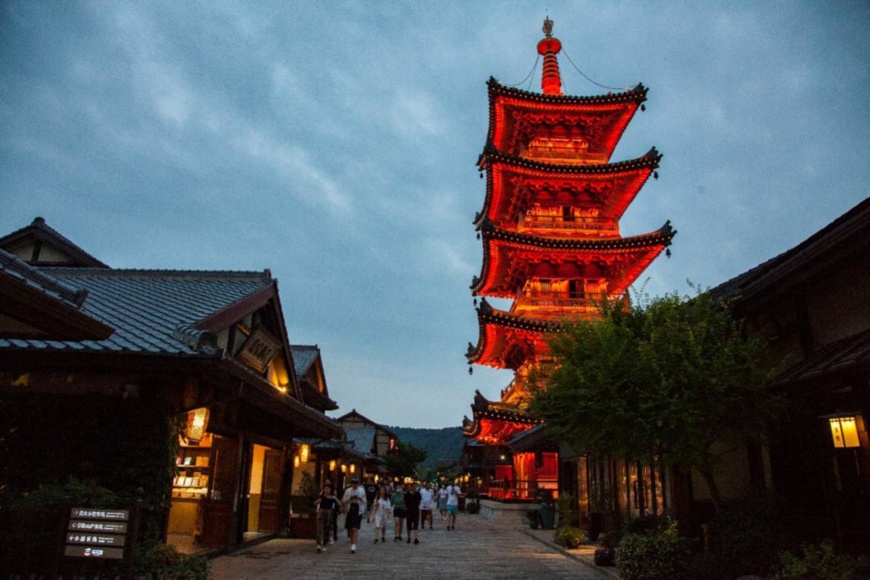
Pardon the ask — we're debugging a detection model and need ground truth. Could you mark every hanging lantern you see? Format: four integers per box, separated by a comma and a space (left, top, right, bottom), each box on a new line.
329, 460, 336, 471
350, 464, 356, 474
293, 455, 300, 468
184, 408, 209, 445
299, 443, 310, 463
341, 464, 347, 473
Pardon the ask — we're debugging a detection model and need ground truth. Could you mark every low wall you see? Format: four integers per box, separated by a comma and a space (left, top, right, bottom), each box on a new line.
478, 499, 529, 526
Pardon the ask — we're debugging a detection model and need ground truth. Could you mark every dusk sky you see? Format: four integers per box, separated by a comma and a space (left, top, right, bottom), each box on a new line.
2, 2, 868, 428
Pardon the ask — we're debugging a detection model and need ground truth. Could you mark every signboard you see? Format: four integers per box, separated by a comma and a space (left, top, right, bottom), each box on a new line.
65, 507, 130, 561
236, 327, 281, 373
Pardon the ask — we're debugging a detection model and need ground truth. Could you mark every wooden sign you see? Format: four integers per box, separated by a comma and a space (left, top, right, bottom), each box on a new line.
237, 327, 281, 373
65, 507, 130, 560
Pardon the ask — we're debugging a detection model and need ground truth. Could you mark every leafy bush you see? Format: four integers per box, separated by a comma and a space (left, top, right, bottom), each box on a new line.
0, 478, 122, 575
556, 493, 577, 528
136, 543, 210, 580
707, 494, 789, 578
616, 517, 692, 580
777, 540, 869, 580
554, 526, 586, 548
465, 499, 480, 514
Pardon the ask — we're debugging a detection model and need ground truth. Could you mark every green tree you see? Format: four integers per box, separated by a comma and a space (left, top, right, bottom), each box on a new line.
385, 442, 428, 480
530, 290, 781, 512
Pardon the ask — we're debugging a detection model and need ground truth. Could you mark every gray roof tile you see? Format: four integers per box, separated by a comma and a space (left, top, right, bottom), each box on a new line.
0, 268, 272, 356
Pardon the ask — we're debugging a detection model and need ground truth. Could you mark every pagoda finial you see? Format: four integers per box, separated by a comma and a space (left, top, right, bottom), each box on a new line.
537, 18, 563, 95
543, 16, 554, 38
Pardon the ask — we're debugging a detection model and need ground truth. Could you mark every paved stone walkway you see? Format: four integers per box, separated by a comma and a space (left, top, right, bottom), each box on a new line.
210, 513, 616, 579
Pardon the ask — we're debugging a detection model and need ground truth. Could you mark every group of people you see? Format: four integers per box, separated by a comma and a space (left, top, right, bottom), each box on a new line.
314, 477, 464, 554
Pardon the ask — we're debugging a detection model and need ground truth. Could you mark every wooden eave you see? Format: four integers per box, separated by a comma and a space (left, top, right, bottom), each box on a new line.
195, 277, 303, 401
475, 147, 660, 228
472, 222, 676, 297
485, 77, 648, 162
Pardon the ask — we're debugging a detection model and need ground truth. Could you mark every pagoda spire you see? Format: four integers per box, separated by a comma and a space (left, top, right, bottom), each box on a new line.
537, 17, 563, 95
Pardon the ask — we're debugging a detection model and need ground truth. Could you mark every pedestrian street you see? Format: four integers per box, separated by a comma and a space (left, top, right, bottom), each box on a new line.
209, 511, 614, 579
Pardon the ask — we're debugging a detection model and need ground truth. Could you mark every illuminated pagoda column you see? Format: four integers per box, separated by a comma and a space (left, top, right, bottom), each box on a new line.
463, 18, 675, 501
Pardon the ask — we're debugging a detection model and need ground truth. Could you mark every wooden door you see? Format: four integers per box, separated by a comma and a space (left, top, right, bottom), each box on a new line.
200, 435, 239, 546
257, 449, 284, 532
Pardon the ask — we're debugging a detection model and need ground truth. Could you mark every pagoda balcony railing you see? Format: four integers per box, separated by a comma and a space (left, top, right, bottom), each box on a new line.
516, 293, 605, 309
521, 144, 609, 165
519, 215, 619, 235
487, 478, 559, 501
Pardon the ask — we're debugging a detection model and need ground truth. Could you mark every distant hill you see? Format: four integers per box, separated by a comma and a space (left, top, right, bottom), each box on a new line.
388, 426, 465, 468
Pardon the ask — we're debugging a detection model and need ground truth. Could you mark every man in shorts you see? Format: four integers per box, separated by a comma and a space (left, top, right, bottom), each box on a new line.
419, 481, 435, 530
446, 482, 462, 531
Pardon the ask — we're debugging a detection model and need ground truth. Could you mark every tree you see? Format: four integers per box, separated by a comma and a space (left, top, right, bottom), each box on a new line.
529, 290, 782, 512
384, 442, 428, 480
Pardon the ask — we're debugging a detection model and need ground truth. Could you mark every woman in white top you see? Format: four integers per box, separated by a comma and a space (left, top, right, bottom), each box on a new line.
371, 486, 392, 544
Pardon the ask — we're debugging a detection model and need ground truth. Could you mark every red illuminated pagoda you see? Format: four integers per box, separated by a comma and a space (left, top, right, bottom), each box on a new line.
463, 18, 675, 498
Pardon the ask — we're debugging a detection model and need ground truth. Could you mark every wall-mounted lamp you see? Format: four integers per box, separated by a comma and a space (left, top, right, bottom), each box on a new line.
299, 443, 310, 463
350, 464, 356, 474
293, 455, 300, 468
341, 464, 347, 473
329, 460, 336, 471
829, 416, 861, 448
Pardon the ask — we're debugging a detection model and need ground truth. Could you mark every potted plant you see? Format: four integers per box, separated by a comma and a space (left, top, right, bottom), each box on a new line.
526, 508, 541, 529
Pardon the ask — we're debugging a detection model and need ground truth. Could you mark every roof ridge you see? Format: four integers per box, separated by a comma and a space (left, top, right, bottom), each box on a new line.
46, 268, 273, 280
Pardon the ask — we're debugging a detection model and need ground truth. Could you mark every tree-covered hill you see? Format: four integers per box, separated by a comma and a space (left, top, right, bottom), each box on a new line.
388, 426, 465, 469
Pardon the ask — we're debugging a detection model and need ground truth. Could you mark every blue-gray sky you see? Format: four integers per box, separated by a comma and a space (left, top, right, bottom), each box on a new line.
2, 2, 868, 428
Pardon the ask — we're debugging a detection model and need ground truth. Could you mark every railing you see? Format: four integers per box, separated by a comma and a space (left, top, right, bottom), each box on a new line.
515, 293, 604, 310
486, 479, 559, 501
519, 215, 619, 235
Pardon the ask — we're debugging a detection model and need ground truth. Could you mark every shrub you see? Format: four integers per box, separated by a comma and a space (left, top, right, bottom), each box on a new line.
616, 517, 692, 580
556, 493, 577, 528
465, 500, 480, 514
707, 494, 789, 578
136, 543, 210, 580
777, 540, 869, 580
554, 526, 586, 549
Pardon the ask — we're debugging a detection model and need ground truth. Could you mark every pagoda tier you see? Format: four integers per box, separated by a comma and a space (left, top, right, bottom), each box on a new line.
471, 221, 676, 300
466, 298, 561, 369
462, 389, 540, 445
485, 77, 647, 165
475, 147, 661, 237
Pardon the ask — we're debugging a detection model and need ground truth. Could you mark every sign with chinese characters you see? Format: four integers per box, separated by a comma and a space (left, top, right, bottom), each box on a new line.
65, 507, 130, 560
237, 326, 281, 373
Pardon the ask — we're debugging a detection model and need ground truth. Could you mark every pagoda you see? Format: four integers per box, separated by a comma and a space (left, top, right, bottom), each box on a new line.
463, 19, 675, 498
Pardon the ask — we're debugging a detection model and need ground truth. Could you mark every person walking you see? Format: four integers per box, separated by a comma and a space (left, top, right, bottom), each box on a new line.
391, 482, 406, 542
371, 486, 391, 544
314, 483, 341, 553
438, 483, 448, 521
420, 481, 435, 530
342, 477, 366, 553
364, 478, 377, 523
446, 482, 462, 531
404, 483, 422, 544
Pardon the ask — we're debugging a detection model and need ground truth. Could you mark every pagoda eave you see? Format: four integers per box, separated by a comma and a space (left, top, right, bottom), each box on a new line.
463, 389, 541, 444
466, 301, 562, 367
472, 222, 676, 296
487, 78, 648, 162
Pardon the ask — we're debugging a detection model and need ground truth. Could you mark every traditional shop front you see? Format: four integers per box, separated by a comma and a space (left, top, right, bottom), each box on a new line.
0, 218, 342, 558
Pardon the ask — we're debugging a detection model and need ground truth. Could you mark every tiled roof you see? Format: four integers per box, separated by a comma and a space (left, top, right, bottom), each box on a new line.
0, 268, 273, 355
711, 198, 870, 303
344, 425, 376, 453
775, 327, 870, 387
291, 344, 320, 376
0, 217, 109, 268
0, 249, 88, 308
